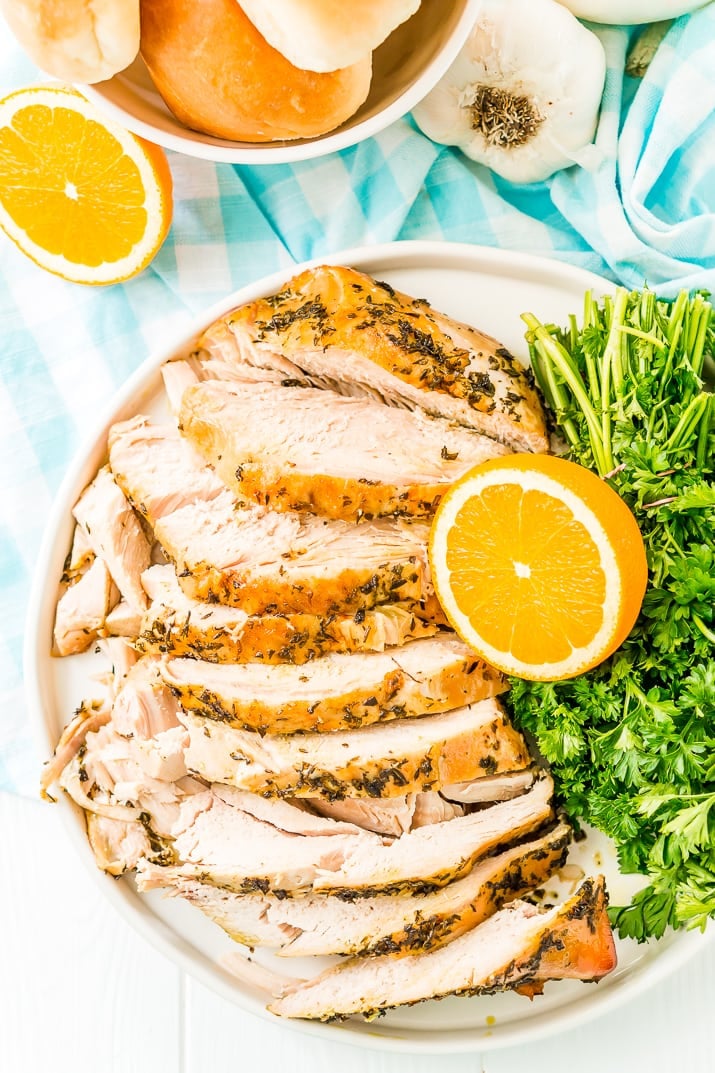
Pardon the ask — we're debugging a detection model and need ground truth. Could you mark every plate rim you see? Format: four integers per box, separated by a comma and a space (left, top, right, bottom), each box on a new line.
24, 239, 714, 1054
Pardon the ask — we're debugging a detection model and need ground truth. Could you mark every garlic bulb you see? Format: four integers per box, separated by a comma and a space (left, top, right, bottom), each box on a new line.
412, 0, 607, 184
559, 0, 707, 24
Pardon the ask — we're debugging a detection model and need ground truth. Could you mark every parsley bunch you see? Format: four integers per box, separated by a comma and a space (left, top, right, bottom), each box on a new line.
510, 288, 714, 941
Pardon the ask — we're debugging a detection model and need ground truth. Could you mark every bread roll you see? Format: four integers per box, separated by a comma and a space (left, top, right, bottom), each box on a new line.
139, 0, 373, 142
238, 0, 421, 72
0, 0, 139, 83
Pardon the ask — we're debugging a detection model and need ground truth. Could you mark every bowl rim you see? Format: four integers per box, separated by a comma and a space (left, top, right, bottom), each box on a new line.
24, 239, 714, 1054
79, 0, 478, 163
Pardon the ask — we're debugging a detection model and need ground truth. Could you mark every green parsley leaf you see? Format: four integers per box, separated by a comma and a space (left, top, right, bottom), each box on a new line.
512, 287, 715, 941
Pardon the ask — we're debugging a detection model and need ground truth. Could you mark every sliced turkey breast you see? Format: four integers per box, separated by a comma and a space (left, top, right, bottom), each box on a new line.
86, 814, 153, 876
442, 770, 537, 804
157, 497, 430, 616
305, 795, 417, 837
129, 726, 188, 784
141, 777, 553, 897
311, 775, 553, 895
83, 723, 193, 833
138, 785, 381, 896
268, 875, 616, 1019
180, 379, 509, 522
109, 418, 431, 616
307, 793, 464, 837
109, 416, 226, 521
161, 357, 202, 415
112, 658, 181, 739
72, 465, 151, 613
53, 708, 202, 845
109, 659, 189, 782
199, 264, 548, 453
162, 635, 506, 735
53, 556, 118, 656
207, 787, 369, 837
104, 600, 143, 638
94, 637, 139, 689
411, 792, 465, 828
179, 698, 529, 799
139, 563, 443, 664
221, 954, 291, 996
64, 522, 94, 579
41, 699, 112, 799
143, 823, 570, 957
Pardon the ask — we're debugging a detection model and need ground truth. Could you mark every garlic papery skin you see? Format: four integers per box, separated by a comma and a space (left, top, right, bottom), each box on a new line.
412, 0, 607, 184
558, 0, 707, 24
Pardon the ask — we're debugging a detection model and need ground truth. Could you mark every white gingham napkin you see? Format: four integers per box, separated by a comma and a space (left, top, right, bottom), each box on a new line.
1, 10, 714, 796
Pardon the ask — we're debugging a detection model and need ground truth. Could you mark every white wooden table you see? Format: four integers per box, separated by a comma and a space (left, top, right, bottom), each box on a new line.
2, 790, 714, 1073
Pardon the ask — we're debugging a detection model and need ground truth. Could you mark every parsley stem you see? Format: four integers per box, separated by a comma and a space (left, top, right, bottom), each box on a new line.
583, 291, 602, 407
685, 295, 704, 354
660, 291, 688, 400
661, 525, 683, 561
689, 301, 711, 381
666, 290, 688, 345
522, 314, 607, 472
665, 394, 709, 452
616, 325, 667, 349
568, 313, 579, 352
692, 613, 715, 646
600, 289, 630, 470
646, 397, 669, 440
636, 290, 658, 381
695, 395, 712, 471
528, 340, 579, 448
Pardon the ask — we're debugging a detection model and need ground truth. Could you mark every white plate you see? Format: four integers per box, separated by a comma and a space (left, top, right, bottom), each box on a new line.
25, 241, 711, 1053
81, 0, 476, 164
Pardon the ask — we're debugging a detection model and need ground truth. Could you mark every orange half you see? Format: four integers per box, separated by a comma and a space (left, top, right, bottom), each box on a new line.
0, 86, 173, 285
429, 454, 648, 681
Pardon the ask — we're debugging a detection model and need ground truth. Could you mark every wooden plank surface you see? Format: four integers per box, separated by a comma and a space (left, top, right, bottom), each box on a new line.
1, 790, 713, 1073
0, 792, 182, 1073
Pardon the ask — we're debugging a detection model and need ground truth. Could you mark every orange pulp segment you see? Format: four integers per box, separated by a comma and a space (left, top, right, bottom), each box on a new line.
429, 454, 648, 681
0, 85, 173, 285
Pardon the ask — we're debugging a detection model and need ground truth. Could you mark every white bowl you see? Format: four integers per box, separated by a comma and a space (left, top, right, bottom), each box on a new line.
81, 0, 476, 163
25, 240, 713, 1053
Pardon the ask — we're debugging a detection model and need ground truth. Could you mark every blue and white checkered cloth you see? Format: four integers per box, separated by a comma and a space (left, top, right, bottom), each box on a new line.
1, 9, 714, 796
